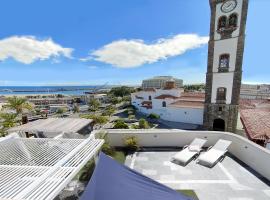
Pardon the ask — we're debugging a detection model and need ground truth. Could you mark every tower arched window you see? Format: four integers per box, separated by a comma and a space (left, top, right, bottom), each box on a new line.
216, 87, 227, 101
218, 16, 227, 30
148, 96, 152, 100
219, 54, 230, 72
162, 101, 166, 107
229, 13, 238, 28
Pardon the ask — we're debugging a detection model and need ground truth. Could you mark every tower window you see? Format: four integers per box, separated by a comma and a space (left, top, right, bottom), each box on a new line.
218, 16, 227, 30
229, 13, 238, 28
162, 101, 166, 107
148, 96, 152, 100
219, 106, 223, 112
216, 87, 226, 101
219, 54, 230, 72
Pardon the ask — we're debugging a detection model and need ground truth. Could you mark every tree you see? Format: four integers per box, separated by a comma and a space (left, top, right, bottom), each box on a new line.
80, 114, 108, 125
88, 99, 101, 111
6, 96, 33, 124
109, 86, 135, 97
139, 118, 150, 129
0, 113, 17, 129
56, 107, 67, 114
109, 96, 120, 104
113, 120, 129, 129
102, 106, 116, 116
73, 104, 80, 113
6, 96, 33, 115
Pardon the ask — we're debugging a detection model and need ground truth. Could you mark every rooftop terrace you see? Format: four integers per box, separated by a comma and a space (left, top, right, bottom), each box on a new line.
125, 150, 270, 200
105, 129, 270, 200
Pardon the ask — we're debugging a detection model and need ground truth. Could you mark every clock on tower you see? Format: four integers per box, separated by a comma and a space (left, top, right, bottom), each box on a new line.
203, 0, 249, 132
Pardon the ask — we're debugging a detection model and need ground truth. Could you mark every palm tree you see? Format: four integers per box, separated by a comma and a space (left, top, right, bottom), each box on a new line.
0, 112, 17, 137
0, 113, 17, 128
6, 96, 33, 124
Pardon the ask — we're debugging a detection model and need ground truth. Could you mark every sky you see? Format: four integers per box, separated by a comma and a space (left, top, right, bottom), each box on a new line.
0, 0, 269, 86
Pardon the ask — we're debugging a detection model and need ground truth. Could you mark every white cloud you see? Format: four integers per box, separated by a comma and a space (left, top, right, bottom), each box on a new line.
90, 34, 209, 68
0, 36, 73, 64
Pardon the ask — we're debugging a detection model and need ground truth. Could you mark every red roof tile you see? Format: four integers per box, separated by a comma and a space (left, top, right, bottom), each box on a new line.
141, 101, 152, 105
240, 109, 270, 141
169, 100, 204, 108
155, 95, 179, 99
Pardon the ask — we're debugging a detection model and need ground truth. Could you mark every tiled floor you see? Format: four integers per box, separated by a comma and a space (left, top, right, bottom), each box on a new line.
125, 151, 270, 200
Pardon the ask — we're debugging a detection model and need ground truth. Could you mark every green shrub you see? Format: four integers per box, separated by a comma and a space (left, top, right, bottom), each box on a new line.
130, 124, 139, 129
123, 136, 139, 151
148, 113, 160, 119
113, 120, 129, 129
102, 143, 115, 156
139, 118, 150, 129
128, 114, 135, 119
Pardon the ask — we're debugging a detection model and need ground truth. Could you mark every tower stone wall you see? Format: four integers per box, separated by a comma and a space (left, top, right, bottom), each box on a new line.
204, 0, 249, 133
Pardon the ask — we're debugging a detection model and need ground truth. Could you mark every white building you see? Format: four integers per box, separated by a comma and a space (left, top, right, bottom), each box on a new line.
131, 81, 204, 125
142, 76, 183, 89
240, 84, 270, 99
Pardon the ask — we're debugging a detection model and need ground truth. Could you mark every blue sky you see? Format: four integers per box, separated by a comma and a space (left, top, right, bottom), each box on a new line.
0, 0, 269, 86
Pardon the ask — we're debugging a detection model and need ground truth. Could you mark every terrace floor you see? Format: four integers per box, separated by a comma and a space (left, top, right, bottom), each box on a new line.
125, 150, 270, 200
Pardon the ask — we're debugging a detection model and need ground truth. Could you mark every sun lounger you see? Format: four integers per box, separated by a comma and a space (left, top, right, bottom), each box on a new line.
197, 139, 232, 167
171, 138, 207, 166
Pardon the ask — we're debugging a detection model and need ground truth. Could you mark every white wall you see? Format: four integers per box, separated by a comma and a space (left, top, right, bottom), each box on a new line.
103, 129, 270, 181
213, 38, 238, 72
211, 73, 234, 104
164, 107, 204, 125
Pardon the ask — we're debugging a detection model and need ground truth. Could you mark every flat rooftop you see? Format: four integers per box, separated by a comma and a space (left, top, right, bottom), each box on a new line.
125, 150, 270, 200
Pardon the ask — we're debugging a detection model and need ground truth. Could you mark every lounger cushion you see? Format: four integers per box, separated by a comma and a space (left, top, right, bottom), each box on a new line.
173, 148, 197, 164
188, 145, 200, 152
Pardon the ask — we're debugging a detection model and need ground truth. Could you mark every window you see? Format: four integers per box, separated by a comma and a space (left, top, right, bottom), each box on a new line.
149, 96, 152, 100
162, 101, 166, 107
229, 13, 238, 28
219, 54, 230, 72
216, 87, 226, 101
219, 106, 223, 112
218, 16, 227, 30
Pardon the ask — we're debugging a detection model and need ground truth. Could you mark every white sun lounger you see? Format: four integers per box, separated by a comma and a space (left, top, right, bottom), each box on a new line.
172, 138, 207, 166
197, 139, 232, 167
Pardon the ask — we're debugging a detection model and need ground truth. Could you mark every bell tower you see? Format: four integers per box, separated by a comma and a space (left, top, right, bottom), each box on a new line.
204, 0, 249, 132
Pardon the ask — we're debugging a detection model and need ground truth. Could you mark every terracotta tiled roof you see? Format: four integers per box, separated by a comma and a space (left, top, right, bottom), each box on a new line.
181, 92, 205, 98
240, 109, 270, 141
141, 101, 152, 105
169, 100, 204, 108
155, 95, 179, 99
135, 95, 144, 100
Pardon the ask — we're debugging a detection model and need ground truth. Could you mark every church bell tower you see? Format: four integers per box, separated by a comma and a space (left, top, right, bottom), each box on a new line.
204, 0, 249, 132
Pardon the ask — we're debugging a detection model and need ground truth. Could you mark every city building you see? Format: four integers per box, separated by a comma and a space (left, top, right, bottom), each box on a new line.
240, 84, 270, 99
131, 80, 205, 125
204, 0, 249, 132
142, 76, 183, 89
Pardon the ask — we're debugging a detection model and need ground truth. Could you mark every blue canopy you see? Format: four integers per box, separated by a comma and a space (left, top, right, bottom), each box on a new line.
80, 152, 194, 200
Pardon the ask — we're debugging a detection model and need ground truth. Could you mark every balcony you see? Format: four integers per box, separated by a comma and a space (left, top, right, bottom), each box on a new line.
104, 129, 270, 200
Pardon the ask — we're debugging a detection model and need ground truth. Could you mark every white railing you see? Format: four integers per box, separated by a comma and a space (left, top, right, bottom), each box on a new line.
103, 129, 270, 181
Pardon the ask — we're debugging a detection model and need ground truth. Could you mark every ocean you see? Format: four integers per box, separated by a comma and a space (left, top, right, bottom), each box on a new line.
0, 86, 99, 96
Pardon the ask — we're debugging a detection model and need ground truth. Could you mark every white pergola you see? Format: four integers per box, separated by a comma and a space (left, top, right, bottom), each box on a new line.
0, 133, 104, 200
8, 118, 94, 138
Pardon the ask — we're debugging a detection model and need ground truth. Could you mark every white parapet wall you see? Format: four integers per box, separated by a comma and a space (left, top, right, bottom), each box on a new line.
102, 129, 270, 181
